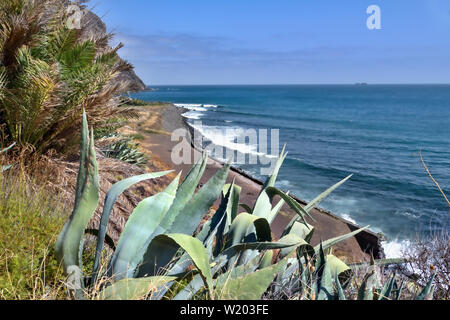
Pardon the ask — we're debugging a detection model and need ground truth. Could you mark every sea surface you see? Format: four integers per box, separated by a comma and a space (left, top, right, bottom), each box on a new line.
132, 85, 450, 257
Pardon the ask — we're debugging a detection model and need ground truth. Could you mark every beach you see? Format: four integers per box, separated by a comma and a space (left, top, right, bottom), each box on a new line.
119, 104, 384, 262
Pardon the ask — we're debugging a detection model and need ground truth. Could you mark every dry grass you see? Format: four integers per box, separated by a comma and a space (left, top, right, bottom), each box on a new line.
401, 228, 449, 300
0, 163, 68, 299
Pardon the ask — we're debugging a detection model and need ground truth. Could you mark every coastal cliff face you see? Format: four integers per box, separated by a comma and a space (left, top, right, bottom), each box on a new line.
67, 1, 146, 92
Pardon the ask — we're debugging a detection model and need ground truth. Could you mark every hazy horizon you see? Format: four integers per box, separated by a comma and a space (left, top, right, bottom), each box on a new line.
143, 83, 450, 86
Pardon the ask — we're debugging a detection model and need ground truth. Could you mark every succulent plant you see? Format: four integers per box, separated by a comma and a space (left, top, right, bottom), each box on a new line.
101, 134, 148, 167
55, 112, 436, 300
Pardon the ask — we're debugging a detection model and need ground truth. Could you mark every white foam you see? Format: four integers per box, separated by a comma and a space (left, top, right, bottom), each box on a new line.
382, 239, 411, 259
276, 180, 294, 189
181, 111, 204, 120
175, 105, 207, 112
190, 123, 277, 159
341, 213, 357, 225
174, 103, 217, 111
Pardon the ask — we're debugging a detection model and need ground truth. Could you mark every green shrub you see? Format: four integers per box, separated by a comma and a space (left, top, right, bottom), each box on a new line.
126, 133, 146, 141
100, 134, 148, 167
122, 98, 166, 107
93, 118, 128, 140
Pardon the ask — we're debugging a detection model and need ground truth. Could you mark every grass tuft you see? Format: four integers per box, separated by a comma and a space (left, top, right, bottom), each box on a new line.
0, 169, 67, 300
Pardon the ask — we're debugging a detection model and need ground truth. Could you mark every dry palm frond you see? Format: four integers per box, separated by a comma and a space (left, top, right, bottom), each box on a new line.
0, 0, 140, 155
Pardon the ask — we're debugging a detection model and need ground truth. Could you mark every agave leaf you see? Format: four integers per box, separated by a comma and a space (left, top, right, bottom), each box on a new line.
258, 251, 274, 269
154, 153, 208, 234
225, 212, 271, 267
252, 146, 287, 219
378, 273, 396, 300
1, 164, 13, 172
357, 271, 376, 300
252, 190, 272, 220
0, 142, 16, 154
141, 182, 230, 293
325, 255, 351, 280
136, 163, 230, 277
173, 257, 229, 300
298, 260, 308, 298
265, 187, 314, 226
91, 170, 173, 283
283, 175, 352, 236
286, 221, 315, 243
136, 234, 213, 288
267, 196, 286, 224
219, 240, 304, 261
335, 271, 346, 300
304, 175, 353, 213
315, 243, 327, 298
394, 280, 404, 300
314, 226, 369, 253
168, 162, 230, 235
173, 274, 204, 300
55, 123, 99, 298
239, 203, 253, 213
99, 276, 177, 300
278, 258, 299, 285
65, 266, 85, 300
317, 259, 334, 300
262, 144, 287, 190
416, 273, 436, 300
55, 126, 98, 271
222, 238, 307, 280
143, 234, 214, 298
212, 181, 237, 256
85, 229, 116, 250
222, 182, 241, 225
215, 255, 289, 300
214, 254, 261, 289
73, 110, 89, 215
349, 258, 407, 269
277, 234, 313, 259
228, 213, 272, 246
109, 174, 180, 280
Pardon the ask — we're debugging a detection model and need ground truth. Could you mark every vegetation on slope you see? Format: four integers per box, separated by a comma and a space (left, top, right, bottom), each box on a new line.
0, 168, 66, 299
52, 114, 438, 301
0, 0, 137, 154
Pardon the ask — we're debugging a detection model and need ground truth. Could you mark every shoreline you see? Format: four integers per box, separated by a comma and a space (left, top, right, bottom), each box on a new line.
122, 104, 385, 262
178, 106, 385, 260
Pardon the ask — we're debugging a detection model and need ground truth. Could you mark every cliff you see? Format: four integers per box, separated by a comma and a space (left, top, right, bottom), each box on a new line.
67, 1, 146, 92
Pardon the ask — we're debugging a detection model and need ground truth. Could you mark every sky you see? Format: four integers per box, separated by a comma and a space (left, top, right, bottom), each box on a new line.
91, 0, 450, 85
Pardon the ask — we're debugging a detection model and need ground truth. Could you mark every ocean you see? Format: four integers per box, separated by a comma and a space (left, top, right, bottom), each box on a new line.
132, 85, 450, 257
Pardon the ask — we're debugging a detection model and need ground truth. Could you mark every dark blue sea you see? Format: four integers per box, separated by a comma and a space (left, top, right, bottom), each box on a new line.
132, 85, 450, 256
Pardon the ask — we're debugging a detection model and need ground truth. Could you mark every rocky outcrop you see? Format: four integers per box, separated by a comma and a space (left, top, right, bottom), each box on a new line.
68, 1, 146, 92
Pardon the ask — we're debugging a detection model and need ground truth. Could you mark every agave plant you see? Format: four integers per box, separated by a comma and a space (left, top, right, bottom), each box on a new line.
56, 113, 436, 300
101, 134, 148, 167
55, 112, 358, 299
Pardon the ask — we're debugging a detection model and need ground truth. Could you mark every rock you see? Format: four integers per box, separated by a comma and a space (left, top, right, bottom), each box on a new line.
65, 1, 146, 92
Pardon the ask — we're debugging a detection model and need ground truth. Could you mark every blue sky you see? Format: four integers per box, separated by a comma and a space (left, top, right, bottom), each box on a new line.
92, 0, 450, 85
